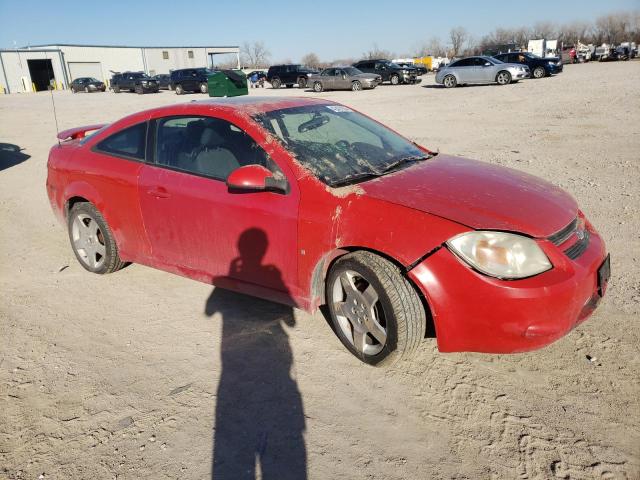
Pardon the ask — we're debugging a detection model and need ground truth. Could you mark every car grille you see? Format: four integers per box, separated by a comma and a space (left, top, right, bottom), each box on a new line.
565, 230, 590, 259
548, 218, 578, 245
547, 217, 590, 260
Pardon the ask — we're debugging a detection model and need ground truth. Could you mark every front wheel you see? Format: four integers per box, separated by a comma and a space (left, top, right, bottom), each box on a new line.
313, 81, 323, 92
443, 74, 457, 88
113, 85, 120, 93
390, 74, 400, 85
496, 70, 512, 85
326, 251, 426, 366
175, 84, 184, 95
199, 82, 208, 94
351, 80, 362, 91
84, 86, 89, 93
533, 66, 546, 78
135, 85, 143, 94
68, 202, 125, 274
270, 78, 281, 89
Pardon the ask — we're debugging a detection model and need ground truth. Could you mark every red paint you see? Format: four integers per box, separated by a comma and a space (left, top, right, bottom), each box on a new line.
57, 123, 106, 140
46, 97, 608, 354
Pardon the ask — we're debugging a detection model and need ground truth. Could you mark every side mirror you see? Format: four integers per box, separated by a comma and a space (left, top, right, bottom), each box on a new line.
484, 62, 492, 67
226, 164, 287, 194
341, 74, 346, 79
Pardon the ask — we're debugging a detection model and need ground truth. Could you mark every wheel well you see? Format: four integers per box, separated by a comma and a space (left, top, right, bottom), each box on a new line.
496, 69, 511, 80
65, 196, 89, 218
311, 247, 436, 339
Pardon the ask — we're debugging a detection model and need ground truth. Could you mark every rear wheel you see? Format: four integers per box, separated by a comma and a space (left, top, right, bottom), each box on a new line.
271, 78, 281, 89
496, 70, 512, 85
135, 85, 143, 94
326, 251, 426, 366
113, 85, 120, 93
199, 82, 208, 94
313, 81, 323, 92
68, 202, 125, 274
351, 80, 362, 91
533, 66, 546, 78
84, 86, 89, 93
297, 77, 307, 88
175, 84, 184, 95
443, 74, 457, 88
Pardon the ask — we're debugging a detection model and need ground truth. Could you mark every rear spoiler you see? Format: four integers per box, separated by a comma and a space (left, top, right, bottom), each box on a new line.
57, 124, 106, 141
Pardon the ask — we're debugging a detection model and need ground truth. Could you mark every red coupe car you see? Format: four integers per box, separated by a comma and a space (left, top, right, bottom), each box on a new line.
46, 97, 610, 365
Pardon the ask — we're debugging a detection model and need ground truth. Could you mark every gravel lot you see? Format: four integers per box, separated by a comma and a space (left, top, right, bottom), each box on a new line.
1, 61, 639, 480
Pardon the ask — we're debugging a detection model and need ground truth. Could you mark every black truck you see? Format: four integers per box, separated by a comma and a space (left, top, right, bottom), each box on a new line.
110, 72, 159, 94
266, 64, 319, 89
352, 59, 420, 85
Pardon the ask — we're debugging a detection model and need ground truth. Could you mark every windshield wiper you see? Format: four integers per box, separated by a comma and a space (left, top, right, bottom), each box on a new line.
329, 171, 382, 188
378, 155, 432, 175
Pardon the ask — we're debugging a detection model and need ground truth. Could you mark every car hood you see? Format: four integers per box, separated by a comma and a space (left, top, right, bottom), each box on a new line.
359, 155, 577, 238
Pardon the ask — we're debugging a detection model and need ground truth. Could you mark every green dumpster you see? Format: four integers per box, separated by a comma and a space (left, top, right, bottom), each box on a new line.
207, 70, 248, 97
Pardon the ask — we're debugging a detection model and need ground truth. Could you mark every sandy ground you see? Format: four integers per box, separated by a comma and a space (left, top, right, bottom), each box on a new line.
1, 61, 639, 480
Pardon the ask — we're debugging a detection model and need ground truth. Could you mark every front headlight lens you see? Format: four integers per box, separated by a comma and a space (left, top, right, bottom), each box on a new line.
447, 231, 552, 279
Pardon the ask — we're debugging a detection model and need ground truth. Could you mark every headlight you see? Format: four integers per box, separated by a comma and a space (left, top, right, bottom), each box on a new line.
446, 231, 552, 279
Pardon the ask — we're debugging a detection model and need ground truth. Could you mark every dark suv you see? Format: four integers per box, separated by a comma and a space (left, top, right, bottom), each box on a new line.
266, 64, 319, 89
111, 72, 159, 94
169, 68, 213, 94
352, 59, 420, 85
493, 52, 562, 78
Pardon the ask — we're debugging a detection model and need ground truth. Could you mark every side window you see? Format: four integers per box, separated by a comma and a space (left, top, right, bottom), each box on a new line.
155, 116, 274, 180
96, 123, 147, 160
322, 68, 334, 76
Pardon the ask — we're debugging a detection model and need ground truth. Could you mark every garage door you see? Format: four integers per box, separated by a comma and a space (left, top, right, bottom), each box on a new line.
68, 62, 103, 81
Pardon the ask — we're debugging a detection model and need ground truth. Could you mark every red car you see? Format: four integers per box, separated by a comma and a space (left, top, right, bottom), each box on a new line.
46, 97, 610, 365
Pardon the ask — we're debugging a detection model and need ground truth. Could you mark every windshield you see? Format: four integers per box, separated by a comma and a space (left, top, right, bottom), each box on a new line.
254, 105, 434, 187
342, 67, 362, 76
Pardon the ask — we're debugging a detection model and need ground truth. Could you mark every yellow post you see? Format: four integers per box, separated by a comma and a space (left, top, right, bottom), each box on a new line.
0, 85, 4, 94
32, 82, 37, 92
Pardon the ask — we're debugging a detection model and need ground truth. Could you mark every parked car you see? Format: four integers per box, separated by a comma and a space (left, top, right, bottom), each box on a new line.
47, 97, 610, 366
151, 74, 171, 90
352, 59, 421, 85
70, 77, 106, 93
308, 67, 381, 92
266, 64, 319, 89
435, 56, 529, 88
111, 72, 159, 94
493, 51, 562, 78
396, 62, 427, 75
169, 68, 214, 94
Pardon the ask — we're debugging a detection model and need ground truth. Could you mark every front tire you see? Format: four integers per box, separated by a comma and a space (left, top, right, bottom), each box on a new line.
496, 70, 512, 85
533, 66, 546, 78
175, 84, 184, 95
326, 251, 426, 366
84, 86, 89, 93
351, 80, 362, 91
313, 81, 324, 92
270, 78, 281, 89
390, 74, 400, 85
199, 82, 208, 94
443, 74, 457, 88
113, 85, 120, 93
68, 202, 125, 275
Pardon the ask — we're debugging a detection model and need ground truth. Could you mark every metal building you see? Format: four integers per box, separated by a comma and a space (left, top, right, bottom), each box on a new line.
0, 43, 240, 93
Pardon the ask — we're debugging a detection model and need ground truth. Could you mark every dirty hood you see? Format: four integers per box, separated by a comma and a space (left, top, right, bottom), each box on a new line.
360, 155, 577, 238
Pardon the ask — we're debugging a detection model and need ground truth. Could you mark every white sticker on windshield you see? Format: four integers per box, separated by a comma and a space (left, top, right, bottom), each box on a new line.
326, 105, 353, 113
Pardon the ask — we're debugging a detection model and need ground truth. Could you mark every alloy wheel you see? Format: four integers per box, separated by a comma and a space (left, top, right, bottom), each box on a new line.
71, 213, 106, 270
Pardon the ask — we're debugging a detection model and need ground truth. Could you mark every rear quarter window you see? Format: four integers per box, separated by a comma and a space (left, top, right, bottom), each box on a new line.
95, 122, 147, 161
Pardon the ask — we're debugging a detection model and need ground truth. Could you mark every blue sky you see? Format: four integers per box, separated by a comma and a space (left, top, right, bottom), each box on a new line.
0, 0, 637, 61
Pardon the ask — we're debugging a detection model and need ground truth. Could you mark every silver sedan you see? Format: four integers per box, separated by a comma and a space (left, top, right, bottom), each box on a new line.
309, 67, 381, 92
435, 56, 530, 88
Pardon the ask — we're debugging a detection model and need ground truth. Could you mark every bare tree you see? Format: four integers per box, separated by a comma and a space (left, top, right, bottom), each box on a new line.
240, 41, 271, 68
363, 44, 395, 60
449, 27, 469, 57
300, 52, 321, 69
594, 13, 629, 44
416, 37, 447, 57
532, 21, 557, 39
560, 21, 590, 45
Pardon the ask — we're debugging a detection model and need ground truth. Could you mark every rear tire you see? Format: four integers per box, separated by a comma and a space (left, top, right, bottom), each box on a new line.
175, 84, 184, 95
113, 85, 120, 93
199, 82, 208, 94
84, 86, 89, 93
351, 80, 362, 91
326, 251, 426, 366
271, 78, 281, 89
297, 77, 307, 88
135, 85, 143, 94
313, 81, 323, 92
68, 202, 125, 275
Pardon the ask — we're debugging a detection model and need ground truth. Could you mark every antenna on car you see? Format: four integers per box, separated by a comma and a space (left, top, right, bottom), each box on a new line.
45, 51, 61, 145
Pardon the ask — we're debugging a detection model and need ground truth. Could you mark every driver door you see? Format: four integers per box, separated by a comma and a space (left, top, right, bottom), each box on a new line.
137, 114, 300, 301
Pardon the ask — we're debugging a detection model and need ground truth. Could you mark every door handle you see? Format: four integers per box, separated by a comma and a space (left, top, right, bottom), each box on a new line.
147, 186, 170, 198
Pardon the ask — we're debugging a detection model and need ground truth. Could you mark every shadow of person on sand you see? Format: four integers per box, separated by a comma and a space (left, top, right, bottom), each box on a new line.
0, 143, 30, 172
205, 228, 307, 480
